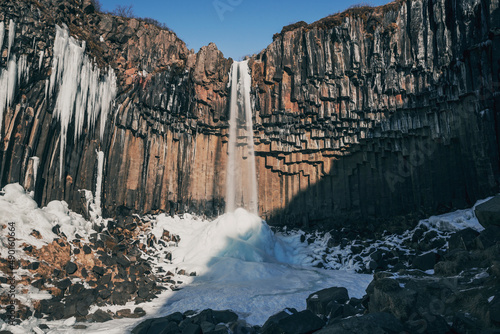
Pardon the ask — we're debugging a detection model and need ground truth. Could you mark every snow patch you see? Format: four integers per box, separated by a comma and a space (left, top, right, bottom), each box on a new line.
419, 197, 491, 232
0, 183, 95, 256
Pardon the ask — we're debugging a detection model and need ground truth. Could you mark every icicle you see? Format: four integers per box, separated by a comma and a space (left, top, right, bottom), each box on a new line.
6, 56, 17, 109
74, 57, 91, 140
32, 156, 40, 186
38, 50, 44, 70
0, 56, 17, 134
99, 67, 117, 140
49, 25, 117, 179
17, 55, 29, 86
94, 151, 104, 217
0, 22, 4, 62
7, 19, 15, 61
52, 32, 85, 178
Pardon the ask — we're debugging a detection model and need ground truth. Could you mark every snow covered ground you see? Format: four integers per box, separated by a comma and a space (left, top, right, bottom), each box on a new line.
77, 209, 373, 332
0, 183, 94, 257
0, 184, 493, 333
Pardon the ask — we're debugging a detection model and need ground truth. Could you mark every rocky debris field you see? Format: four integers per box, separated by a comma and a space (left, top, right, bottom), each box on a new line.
1, 197, 498, 333
0, 212, 192, 328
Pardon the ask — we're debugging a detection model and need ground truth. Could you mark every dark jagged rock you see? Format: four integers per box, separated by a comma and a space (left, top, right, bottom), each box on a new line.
411, 252, 439, 271
65, 261, 78, 275
182, 323, 202, 334
261, 308, 298, 333
90, 309, 113, 322
265, 310, 325, 334
306, 287, 349, 316
448, 228, 480, 251
476, 225, 500, 249
212, 310, 238, 324
475, 196, 500, 228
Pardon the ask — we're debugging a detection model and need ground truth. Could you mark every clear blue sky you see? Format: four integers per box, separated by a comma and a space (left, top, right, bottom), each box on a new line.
99, 0, 390, 60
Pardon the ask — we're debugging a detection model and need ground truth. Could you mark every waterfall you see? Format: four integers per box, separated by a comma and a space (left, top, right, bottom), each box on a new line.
225, 61, 258, 214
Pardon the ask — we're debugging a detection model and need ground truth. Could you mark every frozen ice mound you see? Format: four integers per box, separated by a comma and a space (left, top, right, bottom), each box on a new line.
181, 208, 292, 265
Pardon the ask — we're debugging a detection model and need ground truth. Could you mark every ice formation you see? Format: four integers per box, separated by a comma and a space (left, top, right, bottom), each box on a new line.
0, 22, 4, 61
49, 25, 117, 178
94, 150, 104, 217
38, 50, 44, 70
32, 156, 40, 186
226, 61, 258, 213
7, 19, 15, 61
0, 56, 18, 135
17, 54, 29, 86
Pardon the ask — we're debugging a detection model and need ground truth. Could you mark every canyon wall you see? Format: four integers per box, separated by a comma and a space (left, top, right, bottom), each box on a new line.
0, 0, 499, 230
249, 0, 500, 229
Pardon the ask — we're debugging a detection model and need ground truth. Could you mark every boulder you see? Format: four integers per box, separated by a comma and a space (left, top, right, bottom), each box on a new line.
366, 278, 417, 321
261, 308, 297, 333
476, 225, 500, 250
91, 309, 113, 322
412, 252, 439, 271
262, 310, 325, 334
212, 310, 238, 324
491, 300, 500, 325
65, 261, 78, 275
131, 314, 183, 334
182, 323, 202, 334
475, 196, 500, 228
306, 287, 349, 316
448, 228, 479, 251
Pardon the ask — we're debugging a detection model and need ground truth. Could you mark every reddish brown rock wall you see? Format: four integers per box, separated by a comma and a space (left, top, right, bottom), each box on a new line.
0, 0, 499, 230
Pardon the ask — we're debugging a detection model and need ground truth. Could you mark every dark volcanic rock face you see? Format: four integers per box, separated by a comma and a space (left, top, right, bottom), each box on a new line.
0, 0, 231, 218
0, 0, 499, 229
249, 0, 500, 228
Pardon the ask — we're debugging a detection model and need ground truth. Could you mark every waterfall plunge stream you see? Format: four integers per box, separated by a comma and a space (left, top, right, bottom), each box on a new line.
225, 61, 258, 214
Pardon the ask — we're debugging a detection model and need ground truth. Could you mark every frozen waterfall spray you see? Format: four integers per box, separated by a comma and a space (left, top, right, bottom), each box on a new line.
226, 61, 258, 214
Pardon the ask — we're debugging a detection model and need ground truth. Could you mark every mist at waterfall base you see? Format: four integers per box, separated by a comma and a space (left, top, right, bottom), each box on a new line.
143, 209, 372, 326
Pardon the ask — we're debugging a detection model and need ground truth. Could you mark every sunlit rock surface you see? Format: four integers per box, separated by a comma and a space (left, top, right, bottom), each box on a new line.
0, 0, 499, 230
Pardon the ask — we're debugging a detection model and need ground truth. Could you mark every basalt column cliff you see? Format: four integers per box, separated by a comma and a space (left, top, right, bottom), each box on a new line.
0, 0, 499, 229
249, 0, 500, 228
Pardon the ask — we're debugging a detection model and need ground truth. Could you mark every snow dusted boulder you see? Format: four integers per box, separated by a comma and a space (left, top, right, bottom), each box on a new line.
306, 287, 349, 316
475, 196, 500, 228
260, 310, 325, 334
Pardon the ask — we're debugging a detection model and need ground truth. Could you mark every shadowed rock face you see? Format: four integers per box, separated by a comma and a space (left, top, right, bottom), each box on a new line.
248, 0, 500, 229
0, 0, 499, 230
